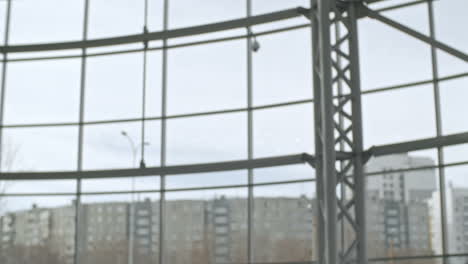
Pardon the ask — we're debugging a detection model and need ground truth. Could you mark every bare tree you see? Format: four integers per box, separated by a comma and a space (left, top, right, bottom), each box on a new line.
0, 138, 22, 214
387, 248, 438, 264
1, 244, 62, 264
82, 239, 128, 264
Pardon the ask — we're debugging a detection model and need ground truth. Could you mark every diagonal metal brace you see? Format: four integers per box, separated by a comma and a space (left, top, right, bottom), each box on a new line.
363, 6, 468, 62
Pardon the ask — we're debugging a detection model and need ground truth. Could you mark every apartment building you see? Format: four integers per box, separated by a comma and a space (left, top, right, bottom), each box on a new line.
366, 153, 437, 260
0, 195, 315, 264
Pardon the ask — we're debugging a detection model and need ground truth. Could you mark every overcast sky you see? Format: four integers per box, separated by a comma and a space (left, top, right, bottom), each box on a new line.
0, 0, 466, 211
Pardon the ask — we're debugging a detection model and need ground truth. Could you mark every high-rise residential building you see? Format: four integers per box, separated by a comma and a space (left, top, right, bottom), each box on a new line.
49, 205, 75, 264
0, 196, 315, 264
430, 185, 468, 264
367, 198, 433, 256
0, 204, 65, 264
211, 197, 232, 263
0, 153, 440, 264
0, 213, 14, 263
163, 199, 207, 263
78, 201, 130, 264
366, 153, 437, 203
365, 153, 437, 260
251, 196, 315, 262
133, 198, 159, 261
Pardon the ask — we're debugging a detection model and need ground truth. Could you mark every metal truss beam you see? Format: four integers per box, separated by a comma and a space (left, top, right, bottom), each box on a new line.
308, 1, 467, 263
0, 130, 467, 180
374, 0, 429, 13
0, 8, 308, 53
369, 131, 468, 157
310, 0, 367, 263
1, 2, 456, 56
0, 153, 314, 180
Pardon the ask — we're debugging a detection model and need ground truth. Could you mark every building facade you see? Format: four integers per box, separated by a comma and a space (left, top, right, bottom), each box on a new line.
366, 153, 437, 261
430, 186, 468, 264
366, 153, 437, 203
0, 196, 315, 264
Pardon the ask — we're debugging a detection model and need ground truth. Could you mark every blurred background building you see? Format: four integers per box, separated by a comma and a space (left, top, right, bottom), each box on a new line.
0, 196, 315, 264
0, 0, 466, 263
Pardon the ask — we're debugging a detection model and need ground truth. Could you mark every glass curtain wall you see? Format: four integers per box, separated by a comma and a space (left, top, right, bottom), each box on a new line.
0, 0, 466, 264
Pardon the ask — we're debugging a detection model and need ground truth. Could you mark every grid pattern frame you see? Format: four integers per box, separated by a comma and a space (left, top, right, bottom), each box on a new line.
0, 0, 466, 264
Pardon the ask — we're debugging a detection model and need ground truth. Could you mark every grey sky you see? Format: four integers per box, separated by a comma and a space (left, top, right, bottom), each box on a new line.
0, 0, 466, 212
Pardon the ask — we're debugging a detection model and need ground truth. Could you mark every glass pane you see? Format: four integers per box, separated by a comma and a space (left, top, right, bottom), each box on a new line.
253, 29, 312, 106
8, 49, 82, 61
366, 153, 440, 259
0, 2, 6, 45
82, 176, 160, 193
253, 182, 315, 262
382, 3, 429, 35
254, 164, 314, 184
359, 14, 432, 91
147, 0, 164, 32
444, 143, 468, 165
253, 17, 308, 33
2, 127, 78, 172
167, 170, 246, 189
83, 121, 160, 170
369, 258, 437, 264
85, 53, 143, 122
9, 0, 84, 44
169, 0, 245, 29
370, 0, 418, 9
87, 43, 143, 55
165, 188, 247, 263
433, 0, 468, 77
443, 165, 468, 258
436, 50, 468, 77
253, 0, 309, 15
1, 180, 75, 194
254, 103, 314, 158
146, 51, 163, 118
88, 0, 144, 39
433, 0, 467, 77
167, 113, 247, 165
0, 196, 76, 264
366, 152, 438, 200
167, 29, 245, 46
5, 59, 81, 125
0, 58, 3, 113
362, 85, 436, 148
445, 256, 468, 264
440, 76, 468, 135
167, 40, 246, 115
79, 193, 160, 264
434, 0, 467, 56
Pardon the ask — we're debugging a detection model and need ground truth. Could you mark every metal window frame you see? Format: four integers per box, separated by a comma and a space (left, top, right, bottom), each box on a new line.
0, 0, 467, 264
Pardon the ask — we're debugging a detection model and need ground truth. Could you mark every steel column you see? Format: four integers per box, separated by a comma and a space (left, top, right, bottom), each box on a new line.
159, 0, 169, 262
74, 0, 90, 264
311, 0, 367, 263
427, 0, 449, 261
246, 0, 254, 263
0, 0, 11, 174
348, 3, 367, 263
310, 2, 325, 262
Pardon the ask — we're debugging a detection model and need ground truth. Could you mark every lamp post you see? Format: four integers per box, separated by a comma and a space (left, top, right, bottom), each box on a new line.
121, 131, 150, 168
120, 131, 149, 264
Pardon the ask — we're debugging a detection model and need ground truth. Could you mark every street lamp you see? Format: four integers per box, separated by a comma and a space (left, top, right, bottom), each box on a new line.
120, 130, 149, 264
121, 130, 150, 168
